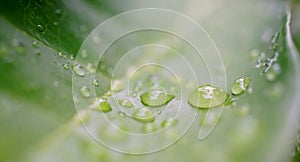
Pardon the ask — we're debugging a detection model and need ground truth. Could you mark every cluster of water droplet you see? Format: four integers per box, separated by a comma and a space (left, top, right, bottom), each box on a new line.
253, 30, 282, 82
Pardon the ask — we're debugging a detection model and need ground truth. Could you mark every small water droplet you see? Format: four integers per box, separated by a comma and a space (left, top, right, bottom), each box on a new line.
132, 108, 155, 123
72, 64, 85, 77
111, 80, 124, 92
63, 64, 69, 70
188, 85, 229, 108
142, 123, 157, 133
271, 32, 280, 51
58, 51, 66, 58
161, 117, 178, 128
97, 98, 112, 112
37, 24, 45, 32
104, 90, 113, 97
80, 86, 91, 98
93, 79, 99, 86
140, 87, 174, 107
231, 77, 251, 95
70, 54, 75, 60
32, 40, 39, 48
119, 99, 134, 108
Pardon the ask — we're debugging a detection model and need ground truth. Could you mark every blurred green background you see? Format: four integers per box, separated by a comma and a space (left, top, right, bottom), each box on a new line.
0, 0, 300, 162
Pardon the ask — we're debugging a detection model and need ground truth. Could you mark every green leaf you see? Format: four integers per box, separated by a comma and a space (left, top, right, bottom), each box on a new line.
0, 1, 299, 162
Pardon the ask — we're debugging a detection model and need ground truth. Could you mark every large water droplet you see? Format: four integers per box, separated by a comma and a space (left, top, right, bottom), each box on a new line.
188, 85, 229, 108
119, 99, 134, 108
111, 80, 124, 92
72, 64, 85, 77
140, 88, 174, 107
231, 77, 251, 95
80, 86, 91, 98
132, 108, 155, 123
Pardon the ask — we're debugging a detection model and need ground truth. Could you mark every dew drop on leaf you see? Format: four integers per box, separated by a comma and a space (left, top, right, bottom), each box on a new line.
231, 77, 251, 95
188, 85, 229, 108
132, 108, 155, 123
97, 98, 112, 112
80, 86, 91, 98
140, 88, 175, 107
37, 24, 45, 32
32, 40, 39, 48
72, 64, 85, 77
63, 64, 69, 70
93, 79, 99, 86
58, 51, 66, 58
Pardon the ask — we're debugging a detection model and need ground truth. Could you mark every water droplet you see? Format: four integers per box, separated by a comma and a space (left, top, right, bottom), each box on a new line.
111, 80, 123, 92
188, 85, 229, 108
37, 24, 45, 32
97, 98, 112, 112
271, 32, 280, 51
231, 77, 251, 95
72, 64, 85, 77
80, 86, 91, 98
140, 88, 174, 107
161, 117, 178, 128
132, 108, 155, 123
142, 123, 157, 133
32, 40, 39, 48
104, 90, 113, 97
58, 51, 66, 58
93, 79, 99, 86
63, 64, 69, 70
119, 99, 134, 108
